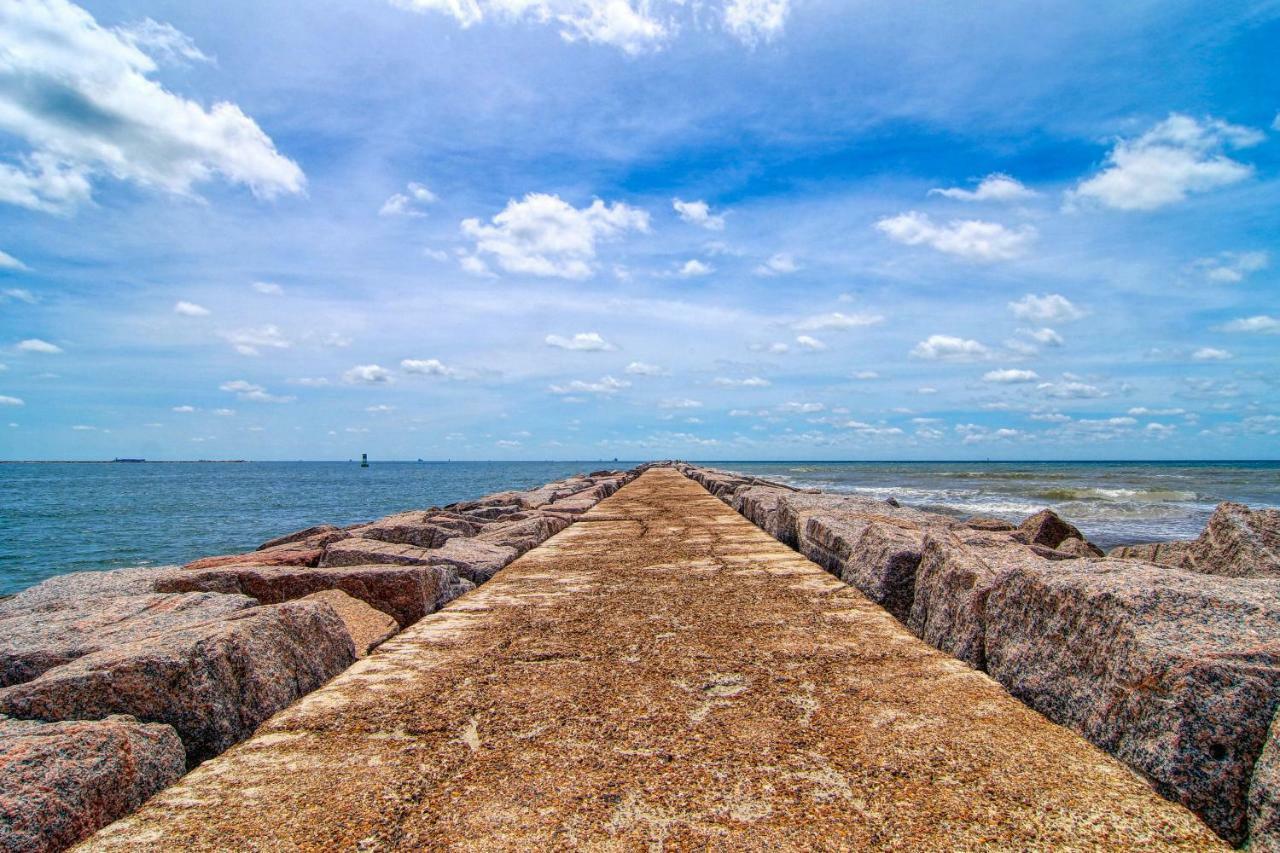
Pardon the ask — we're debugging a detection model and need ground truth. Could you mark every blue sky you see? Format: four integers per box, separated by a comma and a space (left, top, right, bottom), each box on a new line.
1, 0, 1278, 461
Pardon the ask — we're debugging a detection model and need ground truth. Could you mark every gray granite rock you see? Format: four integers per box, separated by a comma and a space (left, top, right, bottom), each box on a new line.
0, 601, 356, 764
0, 568, 169, 616
983, 558, 1280, 844
0, 715, 185, 853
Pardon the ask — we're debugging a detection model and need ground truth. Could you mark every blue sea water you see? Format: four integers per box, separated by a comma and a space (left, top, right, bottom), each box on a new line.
1, 459, 1277, 596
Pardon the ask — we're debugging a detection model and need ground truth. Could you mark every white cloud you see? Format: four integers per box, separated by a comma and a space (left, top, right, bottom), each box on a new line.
16, 338, 62, 354
852, 370, 879, 380
495, 439, 522, 448
366, 404, 396, 413
0, 249, 29, 271
0, 395, 23, 406
1192, 347, 1233, 361
750, 341, 790, 354
71, 424, 96, 431
713, 376, 770, 387
754, 252, 798, 276
1218, 315, 1280, 334
910, 334, 990, 361
251, 281, 283, 295
793, 311, 884, 332
400, 358, 456, 377
658, 397, 703, 409
875, 212, 1036, 261
795, 335, 826, 351
678, 259, 713, 277
221, 325, 290, 356
1008, 293, 1086, 323
290, 377, 331, 387
673, 198, 724, 230
0, 0, 304, 213
983, 368, 1039, 383
1022, 327, 1064, 346
212, 408, 235, 416
1128, 407, 1185, 416
343, 364, 394, 384
173, 300, 210, 317
724, 0, 789, 46
777, 401, 823, 413
218, 379, 294, 403
1037, 380, 1108, 399
379, 181, 438, 217
391, 0, 668, 55
2, 287, 37, 303
929, 173, 1038, 202
461, 193, 649, 279
625, 361, 665, 375
1068, 114, 1262, 211
549, 375, 630, 395
1195, 251, 1269, 283
172, 405, 196, 413
545, 331, 614, 351
115, 18, 211, 64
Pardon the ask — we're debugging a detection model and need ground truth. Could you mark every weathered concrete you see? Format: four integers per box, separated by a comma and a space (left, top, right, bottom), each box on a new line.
81, 469, 1221, 850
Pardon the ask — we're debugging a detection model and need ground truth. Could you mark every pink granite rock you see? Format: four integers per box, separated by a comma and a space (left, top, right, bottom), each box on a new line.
257, 524, 347, 551
321, 537, 436, 568
0, 591, 257, 687
0, 568, 168, 614
0, 714, 185, 853
908, 529, 1051, 669
155, 563, 459, 628
983, 558, 1280, 844
0, 601, 356, 763
964, 516, 1016, 532
1249, 711, 1280, 850
475, 514, 571, 556
1016, 508, 1090, 549
184, 546, 322, 571
804, 515, 933, 622
301, 590, 397, 656
348, 512, 460, 549
424, 537, 519, 583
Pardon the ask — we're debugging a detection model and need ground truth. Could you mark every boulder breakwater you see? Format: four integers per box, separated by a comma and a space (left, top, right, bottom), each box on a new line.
674, 463, 1280, 848
0, 469, 633, 851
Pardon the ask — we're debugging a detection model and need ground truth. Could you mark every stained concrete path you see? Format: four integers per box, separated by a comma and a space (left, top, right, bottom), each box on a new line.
82, 468, 1221, 850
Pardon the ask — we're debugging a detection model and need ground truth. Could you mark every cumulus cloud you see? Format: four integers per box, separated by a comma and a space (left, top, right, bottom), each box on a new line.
549, 375, 630, 395
172, 405, 196, 412
400, 358, 456, 377
795, 334, 826, 351
754, 252, 798, 276
1218, 315, 1280, 334
461, 193, 649, 279
1068, 114, 1262, 211
983, 368, 1039, 383
379, 182, 438, 217
1037, 380, 1108, 399
0, 249, 29, 271
875, 212, 1036, 261
1021, 327, 1064, 346
2, 287, 36, 303
793, 311, 884, 332
625, 361, 665, 375
658, 397, 703, 409
1008, 293, 1085, 323
852, 370, 880, 380
220, 325, 290, 356
677, 259, 713, 277
673, 198, 724, 230
0, 395, 23, 406
390, 0, 669, 55
777, 401, 823, 413
0, 0, 304, 213
910, 334, 990, 361
251, 281, 283, 295
16, 338, 62, 354
929, 173, 1038, 202
724, 0, 789, 46
545, 332, 614, 351
218, 379, 294, 403
343, 364, 394, 384
713, 376, 770, 387
1192, 347, 1233, 361
1194, 250, 1269, 283
173, 300, 210, 317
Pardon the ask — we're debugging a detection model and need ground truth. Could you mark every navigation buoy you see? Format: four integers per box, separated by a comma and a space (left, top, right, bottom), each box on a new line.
361, 453, 369, 468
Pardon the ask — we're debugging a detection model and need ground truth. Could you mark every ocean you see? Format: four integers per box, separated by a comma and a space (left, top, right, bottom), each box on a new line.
1, 460, 1277, 596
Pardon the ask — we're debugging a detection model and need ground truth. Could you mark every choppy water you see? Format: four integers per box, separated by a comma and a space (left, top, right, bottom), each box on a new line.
2, 460, 1277, 596
0, 461, 628, 595
716, 461, 1280, 551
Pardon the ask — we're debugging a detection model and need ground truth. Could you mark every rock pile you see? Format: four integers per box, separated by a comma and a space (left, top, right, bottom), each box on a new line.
0, 468, 632, 852
674, 463, 1280, 848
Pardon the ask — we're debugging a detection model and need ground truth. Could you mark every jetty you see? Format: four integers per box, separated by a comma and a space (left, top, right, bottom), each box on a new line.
81, 467, 1219, 849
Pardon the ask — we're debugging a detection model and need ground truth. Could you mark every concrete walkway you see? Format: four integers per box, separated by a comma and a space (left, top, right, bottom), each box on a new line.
82, 468, 1221, 850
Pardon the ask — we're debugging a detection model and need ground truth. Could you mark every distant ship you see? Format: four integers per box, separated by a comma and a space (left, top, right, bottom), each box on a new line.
112, 458, 146, 463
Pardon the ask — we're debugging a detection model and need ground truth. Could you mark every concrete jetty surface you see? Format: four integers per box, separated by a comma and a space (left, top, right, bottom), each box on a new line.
81, 468, 1221, 850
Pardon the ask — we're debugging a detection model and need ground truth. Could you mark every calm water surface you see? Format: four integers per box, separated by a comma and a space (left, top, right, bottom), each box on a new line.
2, 460, 1277, 595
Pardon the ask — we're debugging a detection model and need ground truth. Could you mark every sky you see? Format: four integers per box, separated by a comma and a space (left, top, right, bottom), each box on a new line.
1, 0, 1278, 461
